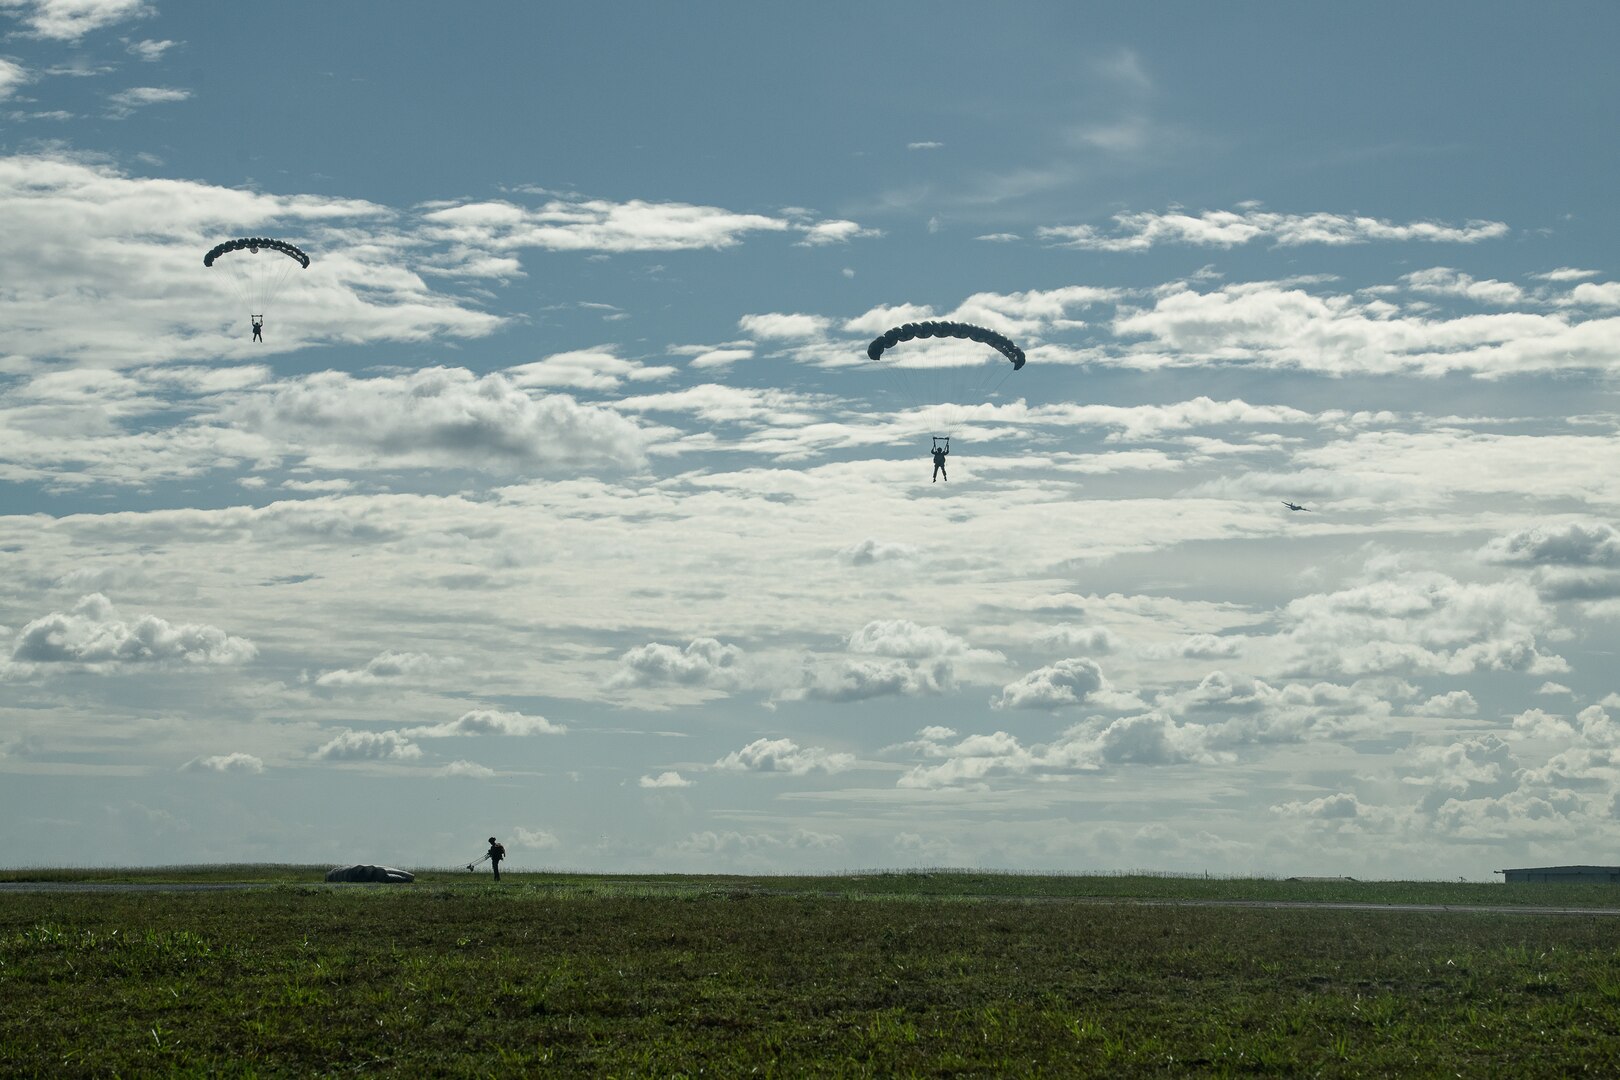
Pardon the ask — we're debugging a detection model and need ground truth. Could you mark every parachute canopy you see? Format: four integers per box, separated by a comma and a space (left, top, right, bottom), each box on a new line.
867, 321, 1025, 369
861, 320, 1026, 440
204, 237, 311, 328
203, 237, 311, 268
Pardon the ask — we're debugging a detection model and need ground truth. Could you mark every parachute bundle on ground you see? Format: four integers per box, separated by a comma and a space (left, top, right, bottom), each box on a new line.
863, 320, 1026, 438
203, 236, 311, 329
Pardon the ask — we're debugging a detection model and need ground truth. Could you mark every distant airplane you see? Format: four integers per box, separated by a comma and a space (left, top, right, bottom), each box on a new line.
1281, 501, 1312, 512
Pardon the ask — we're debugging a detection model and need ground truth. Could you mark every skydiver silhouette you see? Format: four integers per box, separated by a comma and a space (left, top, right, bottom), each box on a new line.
931, 443, 948, 482
486, 836, 505, 881
251, 317, 263, 343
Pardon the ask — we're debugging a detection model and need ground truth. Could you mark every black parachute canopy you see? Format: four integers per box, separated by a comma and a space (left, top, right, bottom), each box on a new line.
866, 320, 1025, 369
203, 237, 311, 268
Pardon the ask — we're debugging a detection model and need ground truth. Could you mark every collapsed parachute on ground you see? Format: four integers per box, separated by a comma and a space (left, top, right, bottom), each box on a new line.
866, 321, 1025, 369
325, 864, 415, 883
204, 237, 311, 330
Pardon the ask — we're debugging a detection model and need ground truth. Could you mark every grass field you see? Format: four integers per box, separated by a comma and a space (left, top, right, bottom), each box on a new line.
3, 868, 1619, 1076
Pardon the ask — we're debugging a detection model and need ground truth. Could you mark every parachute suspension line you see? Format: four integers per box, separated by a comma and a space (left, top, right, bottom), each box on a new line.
863, 320, 1027, 444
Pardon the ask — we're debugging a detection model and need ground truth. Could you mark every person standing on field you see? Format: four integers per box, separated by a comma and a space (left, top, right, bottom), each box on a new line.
486, 836, 505, 881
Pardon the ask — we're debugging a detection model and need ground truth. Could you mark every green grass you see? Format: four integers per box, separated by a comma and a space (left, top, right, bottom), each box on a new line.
7, 863, 1620, 909
3, 870, 1619, 1075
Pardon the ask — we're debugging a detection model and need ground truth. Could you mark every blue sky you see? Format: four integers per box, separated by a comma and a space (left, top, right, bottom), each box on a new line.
3, 1, 1620, 877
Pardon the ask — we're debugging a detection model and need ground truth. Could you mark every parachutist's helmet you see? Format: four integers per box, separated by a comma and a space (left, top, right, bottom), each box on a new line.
489, 837, 497, 843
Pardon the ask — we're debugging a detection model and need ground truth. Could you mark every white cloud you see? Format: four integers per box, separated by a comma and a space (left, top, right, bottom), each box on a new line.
906, 141, 944, 150
420, 194, 793, 254
181, 752, 264, 774
314, 730, 423, 761
0, 58, 27, 100
1034, 625, 1119, 654
0, 155, 503, 366
612, 638, 742, 689
1481, 522, 1620, 567
738, 312, 831, 339
846, 619, 971, 659
1276, 569, 1567, 678
1570, 282, 1620, 308
993, 657, 1105, 709
1109, 280, 1620, 378
1038, 208, 1508, 252
107, 86, 189, 117
506, 349, 675, 391
0, 0, 152, 40
7, 593, 257, 673
795, 219, 882, 246
640, 770, 692, 788
794, 657, 954, 702
407, 709, 565, 737
1402, 267, 1526, 306
1412, 691, 1478, 717
436, 760, 496, 778
514, 827, 560, 849
125, 37, 175, 60
221, 368, 652, 475
315, 650, 443, 688
837, 537, 917, 565
1533, 267, 1599, 282
714, 737, 853, 775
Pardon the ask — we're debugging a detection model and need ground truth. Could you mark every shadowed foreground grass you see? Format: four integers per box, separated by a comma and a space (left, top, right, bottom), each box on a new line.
2, 873, 1619, 1076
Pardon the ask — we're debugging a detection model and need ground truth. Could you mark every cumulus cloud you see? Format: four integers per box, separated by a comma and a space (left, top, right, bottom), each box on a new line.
846, 619, 973, 659
640, 770, 692, 788
7, 593, 257, 672
407, 709, 564, 737
1108, 279, 1620, 378
795, 219, 882, 246
1038, 208, 1508, 252
0, 58, 27, 100
1034, 625, 1119, 654
106, 86, 189, 117
314, 650, 444, 688
1, 0, 153, 40
125, 37, 175, 61
181, 752, 264, 774
1402, 267, 1527, 306
314, 730, 423, 761
993, 658, 1105, 709
794, 657, 954, 702
612, 638, 742, 689
1412, 691, 1478, 717
738, 312, 831, 339
514, 827, 560, 849
715, 737, 853, 775
896, 715, 1217, 789
436, 760, 495, 778
1480, 522, 1620, 567
222, 368, 652, 475
505, 349, 675, 391
0, 154, 503, 366
1275, 568, 1567, 678
837, 537, 917, 565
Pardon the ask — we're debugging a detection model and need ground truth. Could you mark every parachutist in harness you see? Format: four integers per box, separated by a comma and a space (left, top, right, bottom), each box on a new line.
251, 316, 263, 342
931, 436, 949, 482
484, 836, 505, 881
